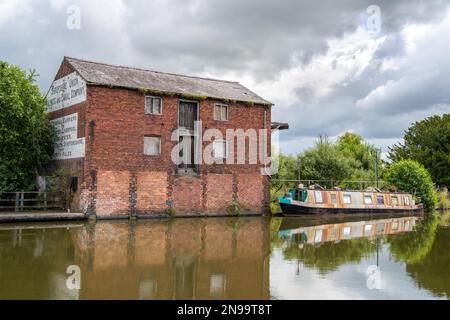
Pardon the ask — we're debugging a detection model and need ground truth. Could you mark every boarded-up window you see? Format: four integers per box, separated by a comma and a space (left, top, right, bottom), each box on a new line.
145, 96, 162, 114
213, 140, 227, 159
144, 136, 161, 156
214, 104, 228, 121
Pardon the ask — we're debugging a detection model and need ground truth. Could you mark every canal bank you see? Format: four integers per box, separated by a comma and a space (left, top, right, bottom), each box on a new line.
0, 212, 87, 223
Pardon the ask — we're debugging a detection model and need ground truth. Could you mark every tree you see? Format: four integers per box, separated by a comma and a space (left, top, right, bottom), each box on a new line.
388, 114, 450, 187
298, 136, 356, 184
384, 160, 437, 211
0, 61, 55, 192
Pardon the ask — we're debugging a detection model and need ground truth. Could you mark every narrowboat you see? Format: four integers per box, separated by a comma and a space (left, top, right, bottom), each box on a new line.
278, 185, 423, 216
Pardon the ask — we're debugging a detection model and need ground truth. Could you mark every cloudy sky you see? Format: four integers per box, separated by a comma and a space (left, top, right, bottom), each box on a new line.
1, 0, 449, 155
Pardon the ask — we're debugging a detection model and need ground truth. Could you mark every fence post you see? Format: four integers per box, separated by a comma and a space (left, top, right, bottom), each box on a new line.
44, 192, 48, 210
20, 192, 24, 211
15, 192, 19, 212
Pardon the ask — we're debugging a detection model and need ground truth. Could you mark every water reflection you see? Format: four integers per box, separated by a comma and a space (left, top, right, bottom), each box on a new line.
0, 214, 449, 299
0, 218, 270, 299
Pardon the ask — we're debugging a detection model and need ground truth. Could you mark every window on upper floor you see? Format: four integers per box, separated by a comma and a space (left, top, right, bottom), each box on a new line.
145, 96, 162, 115
214, 104, 228, 121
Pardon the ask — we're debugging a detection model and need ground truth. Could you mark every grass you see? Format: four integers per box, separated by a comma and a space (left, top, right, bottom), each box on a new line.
436, 187, 449, 211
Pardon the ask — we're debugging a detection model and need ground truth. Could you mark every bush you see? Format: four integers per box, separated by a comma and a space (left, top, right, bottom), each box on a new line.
384, 160, 437, 211
0, 61, 55, 192
437, 187, 449, 210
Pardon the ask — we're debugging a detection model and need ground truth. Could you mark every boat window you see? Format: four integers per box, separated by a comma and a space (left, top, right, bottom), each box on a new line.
314, 191, 323, 203
391, 196, 399, 206
343, 194, 352, 204
314, 229, 323, 243
404, 196, 410, 206
392, 221, 399, 230
364, 224, 372, 236
364, 195, 373, 204
377, 223, 385, 233
343, 227, 351, 237
330, 194, 337, 204
377, 195, 384, 204
330, 228, 337, 239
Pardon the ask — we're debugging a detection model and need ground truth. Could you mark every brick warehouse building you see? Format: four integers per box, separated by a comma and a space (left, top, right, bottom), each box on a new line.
45, 57, 276, 218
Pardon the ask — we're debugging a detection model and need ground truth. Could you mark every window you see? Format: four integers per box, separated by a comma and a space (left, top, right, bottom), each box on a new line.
392, 221, 399, 230
144, 136, 161, 156
214, 104, 228, 121
330, 194, 337, 204
404, 196, 410, 206
364, 224, 373, 236
314, 229, 323, 243
213, 140, 227, 159
210, 274, 226, 297
343, 227, 351, 237
343, 194, 352, 204
145, 96, 162, 115
314, 191, 323, 203
391, 196, 399, 206
330, 227, 337, 239
364, 195, 373, 204
377, 195, 384, 205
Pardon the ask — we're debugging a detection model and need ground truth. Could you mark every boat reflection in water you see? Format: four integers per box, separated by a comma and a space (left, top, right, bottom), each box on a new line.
278, 215, 420, 245
1, 213, 449, 299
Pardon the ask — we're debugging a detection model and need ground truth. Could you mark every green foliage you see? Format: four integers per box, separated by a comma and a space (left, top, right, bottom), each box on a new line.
437, 187, 449, 211
0, 61, 55, 192
294, 133, 380, 188
282, 237, 376, 275
47, 170, 72, 210
384, 160, 437, 211
387, 214, 439, 264
298, 136, 356, 182
165, 207, 177, 217
388, 114, 450, 187
226, 199, 244, 216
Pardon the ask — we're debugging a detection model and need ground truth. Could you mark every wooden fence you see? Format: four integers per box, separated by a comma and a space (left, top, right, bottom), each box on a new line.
0, 192, 66, 212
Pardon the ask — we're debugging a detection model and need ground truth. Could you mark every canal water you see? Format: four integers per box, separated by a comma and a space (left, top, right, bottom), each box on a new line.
0, 214, 448, 299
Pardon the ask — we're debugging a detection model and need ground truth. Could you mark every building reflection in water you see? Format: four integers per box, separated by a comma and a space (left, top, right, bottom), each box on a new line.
72, 218, 271, 300
2, 214, 448, 300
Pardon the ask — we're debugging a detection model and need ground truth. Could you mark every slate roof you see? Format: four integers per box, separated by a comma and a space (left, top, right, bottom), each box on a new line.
65, 57, 272, 105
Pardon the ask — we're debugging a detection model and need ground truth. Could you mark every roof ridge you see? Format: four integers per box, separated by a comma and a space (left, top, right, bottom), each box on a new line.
65, 56, 240, 84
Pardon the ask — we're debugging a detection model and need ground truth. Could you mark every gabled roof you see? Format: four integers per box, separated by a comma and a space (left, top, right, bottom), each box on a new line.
64, 57, 272, 106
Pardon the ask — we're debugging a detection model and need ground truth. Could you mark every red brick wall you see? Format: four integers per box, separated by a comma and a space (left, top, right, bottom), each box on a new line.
96, 170, 130, 216
45, 59, 89, 210
172, 176, 203, 214
237, 173, 264, 212
205, 173, 233, 213
136, 171, 168, 213
47, 59, 272, 216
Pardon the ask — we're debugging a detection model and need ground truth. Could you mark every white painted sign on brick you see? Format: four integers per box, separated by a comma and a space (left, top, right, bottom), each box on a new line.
51, 113, 85, 160
47, 72, 86, 112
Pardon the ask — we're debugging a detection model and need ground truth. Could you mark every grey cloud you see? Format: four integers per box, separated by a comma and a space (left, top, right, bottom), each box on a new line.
1, 0, 449, 154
